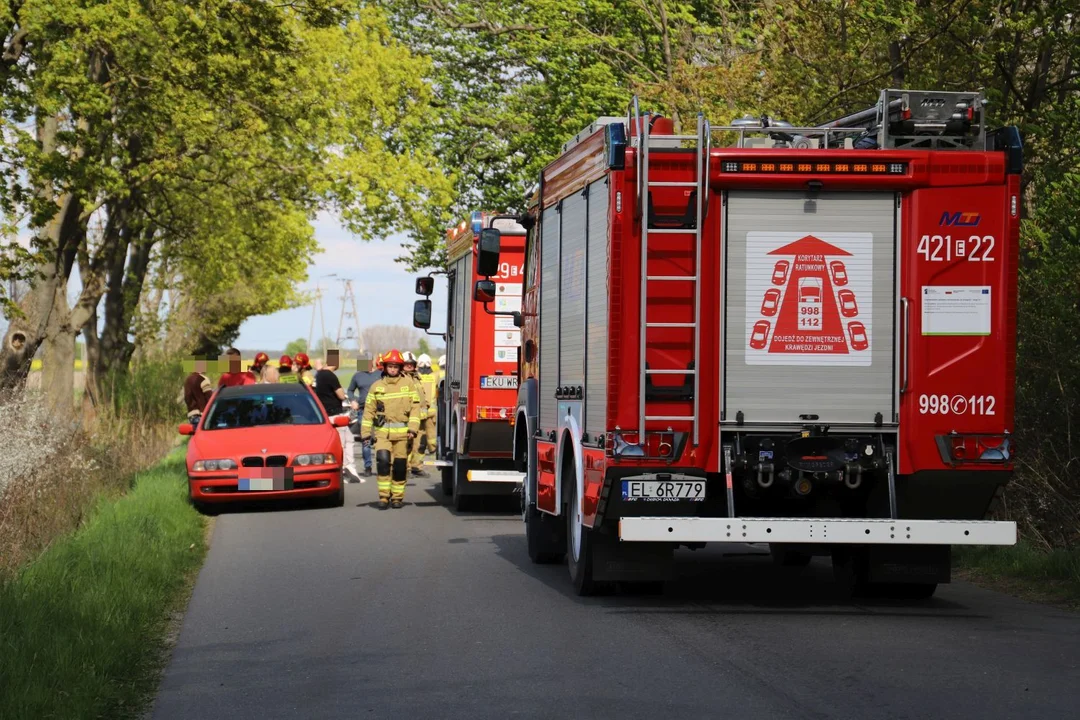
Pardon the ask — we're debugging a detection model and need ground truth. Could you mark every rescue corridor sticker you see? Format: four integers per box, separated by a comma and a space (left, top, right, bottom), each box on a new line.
745, 231, 873, 367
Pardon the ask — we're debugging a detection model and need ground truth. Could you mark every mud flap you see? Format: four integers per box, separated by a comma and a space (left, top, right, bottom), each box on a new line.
590, 530, 674, 583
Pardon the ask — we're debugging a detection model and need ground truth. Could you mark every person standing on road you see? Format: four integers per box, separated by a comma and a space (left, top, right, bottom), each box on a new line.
218, 348, 257, 387
183, 359, 214, 427
347, 356, 381, 477
401, 351, 428, 477
360, 349, 420, 509
415, 353, 438, 474
278, 355, 299, 383
250, 352, 270, 381
294, 353, 314, 386
315, 349, 361, 483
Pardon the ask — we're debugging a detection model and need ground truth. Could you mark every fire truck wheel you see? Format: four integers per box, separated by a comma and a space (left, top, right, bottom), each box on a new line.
525, 505, 564, 564
565, 469, 614, 596
453, 458, 474, 512
769, 544, 813, 568
441, 463, 453, 497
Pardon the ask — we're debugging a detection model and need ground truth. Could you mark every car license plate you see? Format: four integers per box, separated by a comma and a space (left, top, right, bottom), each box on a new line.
238, 478, 275, 491
479, 375, 518, 389
622, 480, 706, 502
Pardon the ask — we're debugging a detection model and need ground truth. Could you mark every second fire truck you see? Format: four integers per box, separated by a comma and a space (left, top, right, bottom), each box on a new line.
414, 212, 527, 510
476, 89, 1021, 596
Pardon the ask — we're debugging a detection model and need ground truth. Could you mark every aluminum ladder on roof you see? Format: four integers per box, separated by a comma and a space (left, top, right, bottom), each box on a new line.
630, 98, 709, 446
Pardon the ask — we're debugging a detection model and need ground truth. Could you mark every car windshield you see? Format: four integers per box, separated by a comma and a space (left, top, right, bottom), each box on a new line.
203, 391, 324, 430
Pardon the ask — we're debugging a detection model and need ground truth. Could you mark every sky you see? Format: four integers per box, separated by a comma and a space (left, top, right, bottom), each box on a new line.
235, 213, 422, 351
1, 212, 439, 352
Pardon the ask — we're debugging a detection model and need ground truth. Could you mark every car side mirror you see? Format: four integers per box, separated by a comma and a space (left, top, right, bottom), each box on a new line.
331, 415, 351, 427
178, 423, 195, 436
415, 276, 434, 296
477, 228, 501, 277
474, 279, 496, 303
412, 299, 432, 329
512, 311, 523, 328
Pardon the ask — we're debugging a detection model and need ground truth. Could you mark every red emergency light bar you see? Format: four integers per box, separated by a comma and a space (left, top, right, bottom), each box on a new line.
720, 160, 908, 175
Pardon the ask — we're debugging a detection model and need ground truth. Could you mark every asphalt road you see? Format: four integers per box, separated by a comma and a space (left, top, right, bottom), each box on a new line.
153, 466, 1080, 719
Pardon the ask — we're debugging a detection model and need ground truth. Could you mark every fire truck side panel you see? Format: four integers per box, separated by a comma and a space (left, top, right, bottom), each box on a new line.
559, 192, 587, 391
539, 204, 560, 431
722, 191, 897, 426
897, 183, 1017, 505
585, 179, 610, 437
448, 252, 468, 449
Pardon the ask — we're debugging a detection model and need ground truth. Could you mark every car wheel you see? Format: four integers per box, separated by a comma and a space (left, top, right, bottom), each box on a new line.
192, 500, 217, 516
328, 478, 345, 508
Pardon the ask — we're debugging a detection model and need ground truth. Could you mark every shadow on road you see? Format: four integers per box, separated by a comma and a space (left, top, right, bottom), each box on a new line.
419, 483, 520, 518
487, 533, 984, 619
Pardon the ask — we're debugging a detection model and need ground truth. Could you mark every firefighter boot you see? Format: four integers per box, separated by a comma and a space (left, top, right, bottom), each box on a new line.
375, 445, 392, 509
391, 442, 408, 508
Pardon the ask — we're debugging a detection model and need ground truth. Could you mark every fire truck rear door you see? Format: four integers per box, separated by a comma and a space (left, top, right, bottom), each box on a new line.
722, 190, 897, 426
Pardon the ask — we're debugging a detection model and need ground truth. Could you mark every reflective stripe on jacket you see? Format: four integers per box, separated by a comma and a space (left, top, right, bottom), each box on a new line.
361, 375, 421, 434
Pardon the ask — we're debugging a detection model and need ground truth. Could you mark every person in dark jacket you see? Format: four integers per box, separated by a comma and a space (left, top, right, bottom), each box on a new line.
347, 356, 381, 477
183, 359, 214, 427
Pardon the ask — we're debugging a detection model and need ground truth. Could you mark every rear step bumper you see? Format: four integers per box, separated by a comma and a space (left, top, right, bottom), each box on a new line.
618, 517, 1016, 545
467, 470, 525, 483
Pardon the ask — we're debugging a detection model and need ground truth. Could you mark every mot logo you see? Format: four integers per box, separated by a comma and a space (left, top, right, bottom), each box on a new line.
940, 211, 981, 226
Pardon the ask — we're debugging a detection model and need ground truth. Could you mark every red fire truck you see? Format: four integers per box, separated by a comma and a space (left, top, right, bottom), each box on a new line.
477, 89, 1021, 596
413, 212, 527, 510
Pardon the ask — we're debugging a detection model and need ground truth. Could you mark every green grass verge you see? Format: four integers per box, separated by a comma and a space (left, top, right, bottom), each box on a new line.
955, 543, 1080, 609
0, 450, 206, 720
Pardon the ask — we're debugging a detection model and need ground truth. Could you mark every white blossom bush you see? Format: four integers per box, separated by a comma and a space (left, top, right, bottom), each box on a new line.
0, 390, 74, 497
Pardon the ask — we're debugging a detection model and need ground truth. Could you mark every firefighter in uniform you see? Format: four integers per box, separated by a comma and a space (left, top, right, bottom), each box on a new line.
278, 354, 299, 383
360, 350, 420, 509
294, 352, 314, 386
415, 353, 438, 472
401, 351, 428, 477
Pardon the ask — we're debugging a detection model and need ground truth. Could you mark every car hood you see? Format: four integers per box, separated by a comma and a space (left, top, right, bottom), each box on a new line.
188, 425, 341, 463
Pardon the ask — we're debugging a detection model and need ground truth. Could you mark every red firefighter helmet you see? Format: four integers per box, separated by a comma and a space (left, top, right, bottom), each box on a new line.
253, 352, 270, 368
294, 352, 311, 369
279, 354, 293, 369
375, 353, 385, 370
382, 349, 405, 367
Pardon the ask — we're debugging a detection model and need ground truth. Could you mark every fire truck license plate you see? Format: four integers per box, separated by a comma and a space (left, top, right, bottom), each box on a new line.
622, 480, 706, 502
479, 375, 518, 389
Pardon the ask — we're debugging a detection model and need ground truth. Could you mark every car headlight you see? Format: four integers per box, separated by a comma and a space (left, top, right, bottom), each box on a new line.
193, 459, 237, 472
294, 453, 335, 467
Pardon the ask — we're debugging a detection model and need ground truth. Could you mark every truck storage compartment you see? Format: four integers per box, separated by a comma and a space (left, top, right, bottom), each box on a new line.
723, 190, 897, 426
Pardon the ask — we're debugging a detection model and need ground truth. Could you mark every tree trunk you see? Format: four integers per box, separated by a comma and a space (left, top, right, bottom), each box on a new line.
39, 283, 77, 418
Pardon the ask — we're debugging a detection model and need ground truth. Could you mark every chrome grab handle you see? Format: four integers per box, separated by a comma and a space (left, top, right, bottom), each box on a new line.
900, 297, 910, 393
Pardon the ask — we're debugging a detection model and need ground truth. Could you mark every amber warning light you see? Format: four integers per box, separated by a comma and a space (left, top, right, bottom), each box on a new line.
721, 160, 907, 175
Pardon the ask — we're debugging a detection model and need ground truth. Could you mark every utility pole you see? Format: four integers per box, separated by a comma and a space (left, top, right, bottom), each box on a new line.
335, 279, 363, 355
307, 283, 328, 353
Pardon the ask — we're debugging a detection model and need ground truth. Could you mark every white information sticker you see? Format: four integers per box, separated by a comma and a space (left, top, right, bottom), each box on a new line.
921, 286, 991, 336
494, 316, 518, 330
496, 282, 523, 297
494, 346, 518, 363
495, 295, 522, 313
494, 329, 520, 346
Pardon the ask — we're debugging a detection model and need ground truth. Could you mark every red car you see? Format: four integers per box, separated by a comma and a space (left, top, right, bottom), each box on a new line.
760, 288, 781, 316
771, 260, 790, 285
838, 289, 859, 317
829, 260, 849, 286
750, 320, 772, 350
847, 321, 869, 351
179, 384, 349, 513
